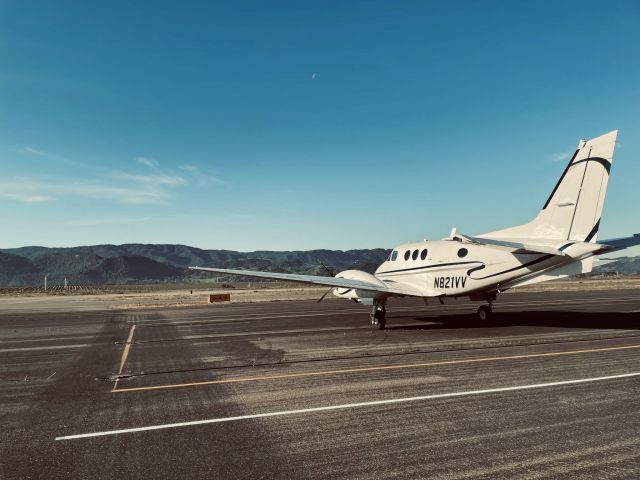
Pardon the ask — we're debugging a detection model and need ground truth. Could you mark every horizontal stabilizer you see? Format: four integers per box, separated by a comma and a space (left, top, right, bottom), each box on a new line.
455, 234, 565, 256
597, 233, 640, 253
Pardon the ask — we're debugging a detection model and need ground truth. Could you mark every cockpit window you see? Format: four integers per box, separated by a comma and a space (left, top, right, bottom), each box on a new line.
404, 250, 410, 261
420, 249, 428, 260
391, 250, 398, 261
412, 249, 419, 260
458, 248, 468, 258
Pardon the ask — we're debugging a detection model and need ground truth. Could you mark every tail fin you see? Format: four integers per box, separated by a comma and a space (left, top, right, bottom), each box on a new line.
483, 130, 617, 243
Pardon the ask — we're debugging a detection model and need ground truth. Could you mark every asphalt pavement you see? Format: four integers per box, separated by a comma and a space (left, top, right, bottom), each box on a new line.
2, 290, 640, 479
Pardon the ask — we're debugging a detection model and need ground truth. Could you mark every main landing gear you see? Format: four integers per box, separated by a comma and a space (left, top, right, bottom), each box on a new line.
370, 302, 386, 330
477, 303, 493, 321
473, 292, 497, 322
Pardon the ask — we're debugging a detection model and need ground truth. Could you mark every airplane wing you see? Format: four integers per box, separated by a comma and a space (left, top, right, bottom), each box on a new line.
188, 266, 423, 296
597, 234, 640, 253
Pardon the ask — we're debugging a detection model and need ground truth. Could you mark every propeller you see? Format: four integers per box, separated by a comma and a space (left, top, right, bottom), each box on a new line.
317, 262, 335, 302
320, 262, 335, 277
317, 287, 334, 303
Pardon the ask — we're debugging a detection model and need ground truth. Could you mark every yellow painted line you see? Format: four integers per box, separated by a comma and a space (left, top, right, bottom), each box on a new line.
112, 342, 640, 393
112, 325, 136, 392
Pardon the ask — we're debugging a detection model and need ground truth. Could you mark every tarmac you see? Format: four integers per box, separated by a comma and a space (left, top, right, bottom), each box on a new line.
2, 289, 640, 479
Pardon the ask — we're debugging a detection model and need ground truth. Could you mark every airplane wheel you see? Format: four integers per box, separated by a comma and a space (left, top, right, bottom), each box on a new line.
371, 308, 386, 330
477, 305, 492, 322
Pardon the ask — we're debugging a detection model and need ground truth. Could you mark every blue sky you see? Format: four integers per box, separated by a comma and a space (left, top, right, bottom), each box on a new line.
1, 1, 639, 254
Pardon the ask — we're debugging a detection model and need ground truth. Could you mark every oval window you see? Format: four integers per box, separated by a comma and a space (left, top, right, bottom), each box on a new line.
458, 248, 468, 258
391, 250, 398, 261
412, 249, 419, 260
404, 250, 411, 261
420, 249, 428, 260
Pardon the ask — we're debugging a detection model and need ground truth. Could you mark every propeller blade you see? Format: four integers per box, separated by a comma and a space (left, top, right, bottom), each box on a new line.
317, 287, 333, 303
320, 262, 335, 277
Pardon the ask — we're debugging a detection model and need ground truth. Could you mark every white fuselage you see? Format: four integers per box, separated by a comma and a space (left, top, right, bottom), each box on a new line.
334, 239, 597, 302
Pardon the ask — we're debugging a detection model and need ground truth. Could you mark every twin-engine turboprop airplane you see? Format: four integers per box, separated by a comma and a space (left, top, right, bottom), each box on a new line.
191, 130, 640, 329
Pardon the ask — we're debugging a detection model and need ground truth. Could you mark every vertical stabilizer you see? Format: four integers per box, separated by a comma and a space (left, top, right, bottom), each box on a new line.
481, 130, 617, 243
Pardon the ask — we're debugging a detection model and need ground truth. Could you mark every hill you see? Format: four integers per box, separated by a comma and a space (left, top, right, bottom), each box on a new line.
0, 252, 41, 286
84, 255, 184, 283
594, 257, 640, 275
0, 244, 390, 286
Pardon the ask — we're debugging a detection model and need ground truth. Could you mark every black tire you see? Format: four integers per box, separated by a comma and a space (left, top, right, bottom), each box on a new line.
477, 305, 492, 322
371, 310, 386, 330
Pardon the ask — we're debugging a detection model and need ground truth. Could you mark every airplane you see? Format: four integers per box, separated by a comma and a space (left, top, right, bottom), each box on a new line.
190, 130, 640, 329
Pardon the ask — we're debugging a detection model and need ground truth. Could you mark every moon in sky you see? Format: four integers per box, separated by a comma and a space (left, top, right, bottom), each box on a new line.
311, 73, 317, 80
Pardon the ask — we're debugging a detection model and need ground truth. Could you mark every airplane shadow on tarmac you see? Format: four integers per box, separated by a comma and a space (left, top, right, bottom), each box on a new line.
388, 310, 640, 331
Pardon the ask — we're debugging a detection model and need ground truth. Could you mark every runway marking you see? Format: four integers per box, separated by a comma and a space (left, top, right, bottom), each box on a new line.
0, 344, 89, 353
112, 325, 136, 392
111, 342, 640, 393
57, 371, 640, 440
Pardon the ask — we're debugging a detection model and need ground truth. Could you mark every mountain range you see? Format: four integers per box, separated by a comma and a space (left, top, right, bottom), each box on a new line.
0, 244, 389, 286
0, 244, 637, 287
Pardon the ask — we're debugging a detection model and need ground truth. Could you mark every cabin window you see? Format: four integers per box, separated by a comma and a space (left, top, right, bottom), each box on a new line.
391, 250, 398, 261
458, 248, 468, 258
404, 250, 411, 261
420, 249, 428, 260
412, 249, 419, 260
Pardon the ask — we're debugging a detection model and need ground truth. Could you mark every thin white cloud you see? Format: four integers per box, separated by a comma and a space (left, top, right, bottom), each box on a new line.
114, 173, 187, 186
64, 217, 150, 227
134, 156, 159, 168
20, 147, 47, 156
178, 164, 226, 185
0, 178, 171, 205
3, 149, 225, 206
62, 182, 171, 204
552, 152, 571, 162
206, 175, 226, 185
0, 192, 56, 203
16, 146, 81, 166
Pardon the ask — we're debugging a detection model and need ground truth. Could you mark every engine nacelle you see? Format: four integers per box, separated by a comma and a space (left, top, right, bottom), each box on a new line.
332, 269, 387, 302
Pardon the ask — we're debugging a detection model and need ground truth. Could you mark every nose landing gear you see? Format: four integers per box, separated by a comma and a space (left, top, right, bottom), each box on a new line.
370, 302, 386, 330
